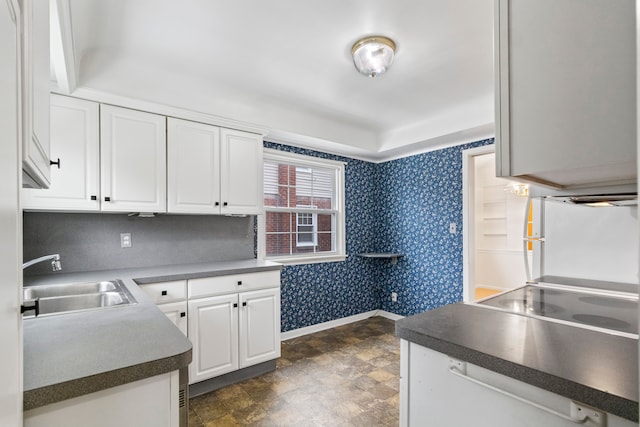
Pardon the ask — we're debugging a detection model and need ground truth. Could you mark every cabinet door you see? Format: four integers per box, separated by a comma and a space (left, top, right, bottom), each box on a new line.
158, 301, 188, 337
238, 288, 281, 368
100, 105, 166, 212
167, 118, 221, 214
495, 0, 636, 189
188, 294, 239, 384
220, 129, 263, 215
22, 95, 100, 211
21, 0, 50, 189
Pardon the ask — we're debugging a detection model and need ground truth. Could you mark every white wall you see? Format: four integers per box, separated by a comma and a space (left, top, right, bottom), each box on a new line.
543, 202, 638, 284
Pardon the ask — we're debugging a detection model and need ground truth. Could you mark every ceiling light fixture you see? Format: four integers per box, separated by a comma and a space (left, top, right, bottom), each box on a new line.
351, 36, 396, 77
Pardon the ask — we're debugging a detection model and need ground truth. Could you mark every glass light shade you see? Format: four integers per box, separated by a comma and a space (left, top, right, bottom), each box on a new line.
351, 36, 396, 77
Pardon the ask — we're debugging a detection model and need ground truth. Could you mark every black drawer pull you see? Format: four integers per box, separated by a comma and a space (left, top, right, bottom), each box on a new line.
21, 299, 40, 317
215, 201, 220, 206
233, 303, 238, 308
50, 158, 61, 169
161, 290, 168, 296
237, 281, 242, 286
223, 202, 228, 206
104, 197, 111, 202
180, 312, 186, 318
242, 302, 247, 307
91, 195, 97, 201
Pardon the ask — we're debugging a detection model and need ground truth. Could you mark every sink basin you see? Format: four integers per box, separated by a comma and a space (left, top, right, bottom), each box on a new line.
23, 281, 118, 300
22, 280, 136, 317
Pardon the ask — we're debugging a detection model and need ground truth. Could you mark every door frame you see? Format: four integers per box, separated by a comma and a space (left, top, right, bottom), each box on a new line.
461, 145, 495, 303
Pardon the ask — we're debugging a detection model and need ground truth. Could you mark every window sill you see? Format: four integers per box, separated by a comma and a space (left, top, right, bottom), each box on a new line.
264, 254, 348, 266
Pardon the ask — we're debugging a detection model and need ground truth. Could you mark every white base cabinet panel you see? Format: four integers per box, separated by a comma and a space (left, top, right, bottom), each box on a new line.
400, 340, 635, 427
24, 371, 180, 427
158, 301, 188, 337
189, 293, 240, 383
239, 288, 281, 368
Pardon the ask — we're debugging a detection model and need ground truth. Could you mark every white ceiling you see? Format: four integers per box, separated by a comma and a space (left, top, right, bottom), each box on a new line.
53, 0, 495, 161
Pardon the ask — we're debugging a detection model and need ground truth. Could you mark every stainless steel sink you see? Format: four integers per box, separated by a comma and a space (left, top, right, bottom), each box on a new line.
22, 280, 136, 317
23, 281, 118, 300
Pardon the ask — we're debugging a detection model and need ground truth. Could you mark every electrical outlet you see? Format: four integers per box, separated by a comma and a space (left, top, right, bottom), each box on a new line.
391, 292, 398, 302
120, 233, 132, 248
449, 223, 457, 234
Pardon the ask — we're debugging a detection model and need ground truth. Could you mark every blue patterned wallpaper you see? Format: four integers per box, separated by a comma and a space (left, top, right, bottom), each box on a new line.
376, 139, 494, 316
264, 139, 494, 331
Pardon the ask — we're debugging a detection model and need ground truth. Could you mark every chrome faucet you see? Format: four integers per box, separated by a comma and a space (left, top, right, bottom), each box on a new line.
22, 254, 62, 271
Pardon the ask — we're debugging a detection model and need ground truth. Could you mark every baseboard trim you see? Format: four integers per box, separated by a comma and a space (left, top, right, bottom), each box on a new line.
281, 310, 378, 340
376, 310, 405, 321
280, 309, 405, 340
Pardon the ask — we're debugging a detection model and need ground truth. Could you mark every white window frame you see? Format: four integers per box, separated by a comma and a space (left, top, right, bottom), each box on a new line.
258, 148, 346, 265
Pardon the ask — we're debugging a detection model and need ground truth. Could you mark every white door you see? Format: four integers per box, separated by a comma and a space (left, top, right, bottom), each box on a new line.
188, 294, 239, 384
100, 105, 166, 213
167, 118, 221, 214
239, 288, 281, 368
220, 129, 263, 215
0, 0, 23, 424
22, 95, 100, 211
158, 301, 188, 337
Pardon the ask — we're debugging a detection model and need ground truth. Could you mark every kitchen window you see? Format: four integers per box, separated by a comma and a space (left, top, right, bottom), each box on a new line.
259, 149, 346, 264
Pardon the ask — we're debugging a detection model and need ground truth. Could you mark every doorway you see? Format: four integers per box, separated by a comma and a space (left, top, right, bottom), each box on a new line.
462, 146, 531, 302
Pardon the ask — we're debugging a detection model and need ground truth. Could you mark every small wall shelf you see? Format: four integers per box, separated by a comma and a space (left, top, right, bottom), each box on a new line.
357, 253, 404, 265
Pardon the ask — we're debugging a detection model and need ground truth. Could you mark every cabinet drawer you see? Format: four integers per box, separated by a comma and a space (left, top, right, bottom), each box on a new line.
189, 270, 280, 299
139, 280, 187, 304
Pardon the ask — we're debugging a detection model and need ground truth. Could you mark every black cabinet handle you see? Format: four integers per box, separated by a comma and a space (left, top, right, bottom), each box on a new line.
215, 202, 220, 206
21, 299, 39, 317
233, 303, 238, 308
223, 202, 228, 206
50, 158, 61, 169
237, 281, 242, 286
180, 312, 186, 318
90, 195, 97, 201
161, 290, 167, 296
104, 197, 111, 202
242, 302, 247, 307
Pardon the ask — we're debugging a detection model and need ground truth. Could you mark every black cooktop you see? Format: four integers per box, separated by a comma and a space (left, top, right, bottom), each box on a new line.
479, 285, 638, 335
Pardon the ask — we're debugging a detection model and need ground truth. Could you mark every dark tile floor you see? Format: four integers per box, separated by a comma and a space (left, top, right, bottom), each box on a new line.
188, 316, 400, 426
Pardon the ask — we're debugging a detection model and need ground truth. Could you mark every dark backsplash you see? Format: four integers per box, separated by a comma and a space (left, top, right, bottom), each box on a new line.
23, 212, 255, 275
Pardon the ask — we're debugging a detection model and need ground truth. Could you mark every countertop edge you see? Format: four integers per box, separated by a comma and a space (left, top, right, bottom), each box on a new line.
23, 348, 192, 411
396, 309, 639, 423
133, 264, 282, 284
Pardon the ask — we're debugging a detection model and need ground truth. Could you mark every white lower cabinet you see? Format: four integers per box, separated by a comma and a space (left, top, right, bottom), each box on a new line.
24, 371, 181, 427
188, 293, 239, 382
139, 280, 188, 337
400, 340, 635, 427
158, 301, 188, 337
141, 270, 281, 386
188, 287, 280, 385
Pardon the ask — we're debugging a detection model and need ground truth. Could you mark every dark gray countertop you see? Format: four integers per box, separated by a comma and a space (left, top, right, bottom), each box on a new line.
395, 303, 639, 422
23, 259, 281, 411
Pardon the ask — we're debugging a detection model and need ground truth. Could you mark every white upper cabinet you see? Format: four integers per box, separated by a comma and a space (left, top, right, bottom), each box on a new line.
168, 119, 263, 215
167, 118, 221, 214
22, 95, 100, 211
100, 105, 167, 212
494, 0, 636, 189
21, 0, 50, 189
220, 129, 263, 215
